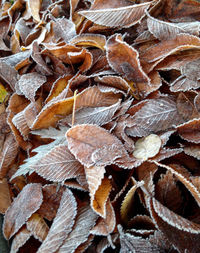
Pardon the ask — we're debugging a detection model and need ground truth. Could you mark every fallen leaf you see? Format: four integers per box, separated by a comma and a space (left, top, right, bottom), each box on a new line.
10, 227, 31, 253
3, 183, 43, 240
37, 188, 77, 253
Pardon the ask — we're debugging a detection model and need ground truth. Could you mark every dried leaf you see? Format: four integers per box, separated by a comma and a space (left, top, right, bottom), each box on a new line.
58, 204, 97, 253
10, 227, 31, 253
38, 184, 65, 221
0, 133, 18, 179
79, 2, 152, 28
70, 34, 106, 50
184, 144, 200, 160
0, 178, 11, 214
33, 144, 85, 183
0, 83, 8, 103
60, 100, 121, 126
170, 76, 200, 92
106, 34, 150, 84
147, 13, 200, 40
3, 183, 43, 239
133, 134, 162, 161
126, 97, 183, 137
66, 124, 129, 167
91, 199, 116, 236
118, 224, 160, 253
37, 188, 77, 253
16, 73, 46, 101
149, 197, 200, 253
178, 118, 200, 143
26, 213, 49, 242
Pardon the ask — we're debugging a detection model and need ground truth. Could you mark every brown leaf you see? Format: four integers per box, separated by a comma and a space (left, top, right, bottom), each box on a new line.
91, 199, 116, 235
33, 144, 85, 183
0, 133, 18, 179
38, 184, 64, 221
58, 204, 97, 252
37, 188, 77, 253
79, 2, 152, 28
142, 33, 200, 63
170, 76, 200, 92
126, 97, 183, 137
106, 34, 150, 84
16, 73, 46, 101
178, 118, 200, 143
70, 34, 106, 50
155, 171, 183, 213
3, 183, 43, 239
149, 197, 200, 253
26, 213, 49, 242
66, 124, 129, 167
10, 227, 32, 253
27, 0, 41, 22
0, 178, 11, 214
184, 144, 200, 160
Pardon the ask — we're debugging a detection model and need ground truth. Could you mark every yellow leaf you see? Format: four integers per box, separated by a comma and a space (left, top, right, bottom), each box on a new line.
0, 84, 8, 103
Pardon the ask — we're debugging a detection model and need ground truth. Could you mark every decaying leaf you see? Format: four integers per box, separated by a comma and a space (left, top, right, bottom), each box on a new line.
0, 178, 11, 214
10, 227, 31, 253
3, 183, 43, 240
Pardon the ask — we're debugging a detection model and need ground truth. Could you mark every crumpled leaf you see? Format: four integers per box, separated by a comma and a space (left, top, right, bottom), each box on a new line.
79, 2, 152, 28
70, 34, 106, 50
91, 199, 116, 236
58, 204, 97, 253
16, 73, 47, 101
133, 134, 162, 161
66, 124, 130, 167
118, 224, 160, 253
52, 18, 76, 43
3, 183, 43, 240
37, 188, 77, 253
106, 34, 150, 84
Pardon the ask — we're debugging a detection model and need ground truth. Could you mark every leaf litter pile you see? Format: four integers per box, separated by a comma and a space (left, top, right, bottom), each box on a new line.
1, 0, 200, 252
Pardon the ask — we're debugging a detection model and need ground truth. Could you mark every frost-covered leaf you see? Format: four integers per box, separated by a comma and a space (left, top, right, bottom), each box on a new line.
178, 118, 200, 143
118, 224, 160, 253
10, 227, 31, 253
70, 34, 106, 50
31, 126, 69, 139
16, 73, 46, 101
58, 204, 97, 253
60, 100, 121, 126
3, 183, 43, 240
147, 13, 200, 40
133, 134, 161, 161
66, 124, 129, 167
33, 144, 84, 183
126, 97, 183, 137
79, 2, 152, 28
184, 144, 200, 160
38, 185, 65, 221
149, 197, 200, 253
0, 133, 18, 179
170, 76, 200, 92
37, 188, 77, 253
27, 0, 41, 22
91, 199, 116, 236
11, 138, 65, 180
52, 18, 76, 43
26, 213, 49, 242
106, 34, 150, 84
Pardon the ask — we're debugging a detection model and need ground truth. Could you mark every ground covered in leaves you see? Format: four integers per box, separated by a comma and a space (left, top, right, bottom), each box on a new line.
1, 0, 200, 252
